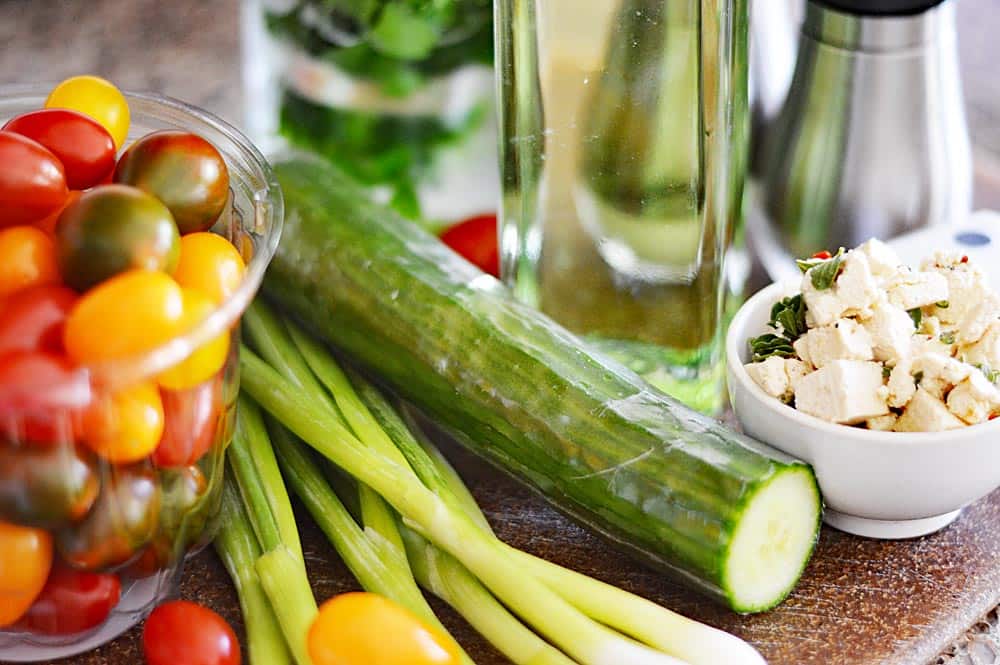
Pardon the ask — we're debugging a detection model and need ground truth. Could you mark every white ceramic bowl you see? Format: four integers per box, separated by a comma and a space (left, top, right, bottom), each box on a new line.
727, 279, 1000, 539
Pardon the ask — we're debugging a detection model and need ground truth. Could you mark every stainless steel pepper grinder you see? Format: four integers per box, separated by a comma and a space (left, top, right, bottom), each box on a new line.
750, 0, 972, 280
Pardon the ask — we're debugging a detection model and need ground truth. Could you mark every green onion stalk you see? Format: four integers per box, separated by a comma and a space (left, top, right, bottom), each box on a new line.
240, 307, 693, 665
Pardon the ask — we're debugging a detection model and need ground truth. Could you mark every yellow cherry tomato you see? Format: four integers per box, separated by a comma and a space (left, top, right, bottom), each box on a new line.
308, 593, 461, 665
82, 382, 164, 463
157, 288, 230, 390
46, 76, 130, 150
172, 233, 246, 305
64, 270, 185, 364
0, 521, 53, 627
0, 226, 60, 298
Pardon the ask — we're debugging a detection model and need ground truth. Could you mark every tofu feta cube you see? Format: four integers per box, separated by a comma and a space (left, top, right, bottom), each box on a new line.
861, 301, 914, 364
885, 268, 949, 311
961, 321, 1000, 370
946, 371, 1000, 425
911, 353, 971, 400
886, 360, 917, 409
744, 357, 812, 402
796, 319, 873, 368
893, 387, 966, 432
912, 333, 953, 358
794, 360, 889, 424
857, 239, 903, 280
922, 253, 992, 325
866, 413, 899, 431
801, 251, 879, 327
956, 294, 1000, 346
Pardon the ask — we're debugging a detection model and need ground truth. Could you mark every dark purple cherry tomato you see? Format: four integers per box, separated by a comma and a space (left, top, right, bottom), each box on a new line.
0, 131, 69, 228
17, 564, 120, 635
55, 184, 180, 291
143, 601, 240, 665
0, 442, 99, 528
3, 109, 116, 190
56, 462, 160, 571
439, 214, 499, 277
0, 285, 77, 355
114, 131, 230, 234
153, 378, 222, 467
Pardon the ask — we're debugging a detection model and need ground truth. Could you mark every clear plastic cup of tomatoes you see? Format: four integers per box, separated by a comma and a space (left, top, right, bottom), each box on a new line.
0, 82, 283, 662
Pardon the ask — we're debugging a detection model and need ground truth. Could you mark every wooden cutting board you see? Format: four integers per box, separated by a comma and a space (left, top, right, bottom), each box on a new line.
51, 439, 1000, 665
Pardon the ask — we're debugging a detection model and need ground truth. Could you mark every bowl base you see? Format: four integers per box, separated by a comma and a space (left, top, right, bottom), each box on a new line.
0, 574, 164, 662
824, 508, 962, 539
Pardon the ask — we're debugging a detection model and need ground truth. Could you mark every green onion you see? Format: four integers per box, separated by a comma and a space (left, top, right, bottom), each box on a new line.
215, 477, 292, 665
256, 546, 319, 665
242, 348, 690, 665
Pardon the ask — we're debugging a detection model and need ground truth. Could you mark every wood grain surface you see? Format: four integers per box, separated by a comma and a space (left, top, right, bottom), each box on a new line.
3, 1, 1000, 664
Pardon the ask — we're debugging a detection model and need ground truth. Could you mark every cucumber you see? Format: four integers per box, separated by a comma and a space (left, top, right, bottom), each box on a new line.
265, 155, 821, 613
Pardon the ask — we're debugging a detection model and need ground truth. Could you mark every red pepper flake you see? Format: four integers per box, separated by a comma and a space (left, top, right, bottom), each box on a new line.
961, 255, 969, 263
811, 250, 833, 260
991, 413, 998, 420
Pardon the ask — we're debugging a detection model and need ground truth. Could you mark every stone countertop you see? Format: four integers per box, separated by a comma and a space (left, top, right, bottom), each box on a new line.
3, 1, 1000, 664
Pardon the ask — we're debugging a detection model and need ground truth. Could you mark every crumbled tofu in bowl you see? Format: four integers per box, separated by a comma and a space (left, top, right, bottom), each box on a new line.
745, 239, 1000, 432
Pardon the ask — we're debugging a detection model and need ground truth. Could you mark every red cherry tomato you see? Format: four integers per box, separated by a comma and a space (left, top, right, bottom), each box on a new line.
439, 214, 499, 277
143, 600, 240, 665
0, 285, 77, 355
154, 378, 222, 467
3, 109, 116, 190
0, 131, 69, 228
17, 565, 120, 635
0, 351, 90, 413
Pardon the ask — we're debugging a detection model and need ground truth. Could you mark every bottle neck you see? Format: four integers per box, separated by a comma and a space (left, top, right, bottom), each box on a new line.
803, 0, 954, 52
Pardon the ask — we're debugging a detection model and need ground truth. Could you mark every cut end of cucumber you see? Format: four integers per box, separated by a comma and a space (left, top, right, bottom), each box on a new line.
723, 465, 821, 613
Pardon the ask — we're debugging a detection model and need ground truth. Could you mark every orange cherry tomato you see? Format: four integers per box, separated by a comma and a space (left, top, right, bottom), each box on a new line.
82, 382, 164, 463
0, 226, 60, 299
172, 233, 246, 305
64, 270, 185, 365
0, 521, 53, 627
157, 289, 230, 391
308, 593, 461, 665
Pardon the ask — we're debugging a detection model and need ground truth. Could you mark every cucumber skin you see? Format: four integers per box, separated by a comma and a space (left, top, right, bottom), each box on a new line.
265, 156, 819, 611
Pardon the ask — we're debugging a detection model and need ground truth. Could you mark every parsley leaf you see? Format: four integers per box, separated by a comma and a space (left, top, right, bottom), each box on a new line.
768, 294, 807, 341
749, 334, 797, 363
882, 366, 892, 379
797, 248, 846, 290
936, 300, 950, 309
908, 308, 923, 328
939, 330, 956, 345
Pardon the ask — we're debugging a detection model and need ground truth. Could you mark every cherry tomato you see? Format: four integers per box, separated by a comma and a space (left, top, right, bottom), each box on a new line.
0, 350, 91, 413
154, 378, 222, 467
114, 131, 230, 234
64, 270, 185, 365
45, 76, 130, 150
82, 382, 165, 464
143, 600, 240, 665
3, 109, 116, 190
17, 564, 120, 635
439, 214, 499, 277
36, 190, 81, 236
0, 521, 53, 627
0, 131, 69, 228
56, 462, 160, 571
0, 285, 77, 355
308, 592, 461, 665
56, 184, 180, 291
128, 465, 209, 576
172, 233, 246, 305
0, 225, 61, 298
0, 442, 99, 528
157, 289, 230, 391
